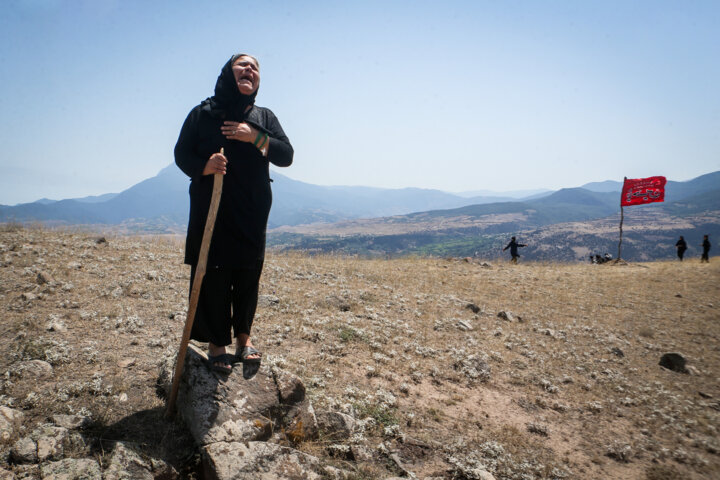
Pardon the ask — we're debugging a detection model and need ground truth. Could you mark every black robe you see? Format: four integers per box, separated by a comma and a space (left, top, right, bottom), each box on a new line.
174, 59, 293, 269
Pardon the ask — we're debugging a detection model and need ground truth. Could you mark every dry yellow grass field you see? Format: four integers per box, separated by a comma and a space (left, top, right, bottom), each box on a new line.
1, 225, 718, 479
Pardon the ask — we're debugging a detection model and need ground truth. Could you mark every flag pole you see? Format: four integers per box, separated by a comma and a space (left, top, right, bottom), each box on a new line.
617, 176, 626, 261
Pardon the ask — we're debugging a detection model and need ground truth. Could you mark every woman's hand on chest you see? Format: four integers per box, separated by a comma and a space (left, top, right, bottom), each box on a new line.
221, 121, 258, 143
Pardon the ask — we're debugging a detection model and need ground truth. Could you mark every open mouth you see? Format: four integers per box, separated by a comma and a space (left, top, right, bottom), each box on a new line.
238, 73, 253, 85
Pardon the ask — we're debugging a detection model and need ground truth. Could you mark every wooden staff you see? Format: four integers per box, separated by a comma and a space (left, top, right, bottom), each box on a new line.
166, 148, 224, 417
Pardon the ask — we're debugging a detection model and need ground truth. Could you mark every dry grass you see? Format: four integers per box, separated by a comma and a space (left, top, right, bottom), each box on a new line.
0, 226, 718, 479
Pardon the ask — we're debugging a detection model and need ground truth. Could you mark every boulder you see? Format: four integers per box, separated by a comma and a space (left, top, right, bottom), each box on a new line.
157, 345, 352, 479
659, 353, 688, 374
35, 425, 69, 462
0, 467, 14, 480
11, 465, 40, 479
11, 436, 38, 464
103, 442, 153, 480
51, 414, 90, 430
40, 458, 102, 480
316, 411, 356, 440
11, 424, 70, 464
10, 360, 54, 380
0, 406, 24, 441
202, 441, 344, 480
160, 345, 317, 446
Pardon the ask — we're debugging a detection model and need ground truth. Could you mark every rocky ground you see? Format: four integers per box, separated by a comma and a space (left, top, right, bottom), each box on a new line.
0, 224, 718, 479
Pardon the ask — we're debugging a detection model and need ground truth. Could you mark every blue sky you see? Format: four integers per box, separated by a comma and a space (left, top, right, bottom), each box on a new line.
1, 0, 718, 205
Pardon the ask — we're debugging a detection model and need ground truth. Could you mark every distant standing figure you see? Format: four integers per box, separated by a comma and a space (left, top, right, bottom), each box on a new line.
675, 236, 687, 261
502, 236, 527, 264
701, 235, 711, 263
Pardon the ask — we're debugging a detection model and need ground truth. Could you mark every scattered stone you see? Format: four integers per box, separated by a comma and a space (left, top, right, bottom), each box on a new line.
47, 319, 67, 332
95, 237, 107, 244
457, 320, 473, 331
41, 458, 102, 480
453, 354, 491, 383
104, 442, 153, 480
606, 441, 633, 462
21, 292, 37, 301
611, 347, 624, 357
350, 445, 374, 462
0, 467, 14, 480
52, 414, 90, 430
202, 441, 344, 480
699, 391, 712, 399
11, 436, 38, 464
10, 465, 40, 479
35, 425, 70, 461
497, 311, 521, 322
527, 422, 549, 436
150, 457, 179, 480
37, 271, 54, 285
0, 406, 24, 441
465, 303, 481, 314
659, 353, 688, 374
9, 360, 54, 380
389, 452, 416, 478
146, 271, 159, 280
117, 358, 136, 369
316, 411, 356, 440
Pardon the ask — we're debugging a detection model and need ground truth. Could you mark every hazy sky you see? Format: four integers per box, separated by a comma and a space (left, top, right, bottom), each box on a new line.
1, 0, 719, 205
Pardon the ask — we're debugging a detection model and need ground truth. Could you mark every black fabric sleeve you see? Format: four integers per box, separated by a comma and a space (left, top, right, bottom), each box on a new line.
264, 110, 293, 168
174, 107, 207, 180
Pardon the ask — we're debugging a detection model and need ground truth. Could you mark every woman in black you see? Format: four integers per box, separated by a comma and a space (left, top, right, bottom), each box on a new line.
675, 236, 687, 261
701, 235, 711, 263
175, 54, 293, 373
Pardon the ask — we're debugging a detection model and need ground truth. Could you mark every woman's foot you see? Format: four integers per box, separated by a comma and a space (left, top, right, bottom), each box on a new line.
235, 335, 261, 363
207, 343, 232, 374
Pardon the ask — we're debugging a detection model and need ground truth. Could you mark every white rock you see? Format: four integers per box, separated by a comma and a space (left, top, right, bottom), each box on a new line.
41, 458, 102, 480
0, 406, 24, 441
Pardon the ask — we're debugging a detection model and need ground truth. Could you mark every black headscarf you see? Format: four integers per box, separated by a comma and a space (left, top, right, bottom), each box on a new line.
201, 53, 259, 120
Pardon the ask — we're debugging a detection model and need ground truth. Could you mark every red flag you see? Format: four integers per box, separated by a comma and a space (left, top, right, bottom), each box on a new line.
621, 176, 666, 206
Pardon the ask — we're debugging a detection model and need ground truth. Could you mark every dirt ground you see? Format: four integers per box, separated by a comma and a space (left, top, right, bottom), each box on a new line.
1, 225, 718, 479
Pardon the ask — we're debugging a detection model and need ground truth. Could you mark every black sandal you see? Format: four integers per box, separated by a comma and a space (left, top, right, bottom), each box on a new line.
206, 353, 234, 374
236, 346, 262, 365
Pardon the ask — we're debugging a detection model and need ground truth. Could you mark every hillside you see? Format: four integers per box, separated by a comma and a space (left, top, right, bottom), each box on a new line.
1, 226, 718, 479
2, 169, 718, 235
268, 185, 720, 261
0, 165, 519, 229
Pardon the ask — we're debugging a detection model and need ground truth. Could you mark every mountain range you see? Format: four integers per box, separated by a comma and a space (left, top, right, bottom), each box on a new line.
0, 164, 561, 229
2, 167, 719, 261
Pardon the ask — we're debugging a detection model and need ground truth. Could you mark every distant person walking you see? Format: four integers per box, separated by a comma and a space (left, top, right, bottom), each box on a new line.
701, 235, 711, 263
675, 236, 687, 261
502, 236, 527, 264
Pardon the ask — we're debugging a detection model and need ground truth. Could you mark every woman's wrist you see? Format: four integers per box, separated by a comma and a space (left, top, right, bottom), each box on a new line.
253, 131, 269, 151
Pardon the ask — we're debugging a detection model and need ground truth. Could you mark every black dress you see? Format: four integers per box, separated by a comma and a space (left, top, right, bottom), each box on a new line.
174, 55, 293, 345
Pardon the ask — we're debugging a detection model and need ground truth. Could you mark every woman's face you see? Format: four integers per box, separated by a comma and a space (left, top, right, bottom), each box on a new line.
232, 56, 260, 95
